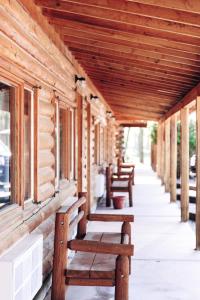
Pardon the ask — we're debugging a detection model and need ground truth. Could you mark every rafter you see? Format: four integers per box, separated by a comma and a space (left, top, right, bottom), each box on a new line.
50, 17, 200, 57
51, 0, 200, 26
34, 0, 200, 121
44, 9, 200, 46
72, 50, 200, 76
129, 0, 200, 14
36, 1, 200, 38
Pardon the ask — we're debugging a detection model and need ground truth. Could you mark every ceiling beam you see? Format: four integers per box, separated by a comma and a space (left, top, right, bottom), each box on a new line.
89, 77, 189, 96
106, 99, 169, 112
50, 17, 200, 57
66, 39, 200, 68
36, 1, 200, 38
83, 66, 196, 89
91, 77, 186, 96
75, 55, 200, 80
110, 105, 162, 119
43, 9, 200, 46
129, 0, 200, 14
73, 50, 200, 76
100, 93, 175, 108
53, 0, 200, 27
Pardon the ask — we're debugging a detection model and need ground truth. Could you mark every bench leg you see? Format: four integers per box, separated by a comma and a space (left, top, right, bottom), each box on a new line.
122, 222, 132, 275
115, 256, 129, 300
106, 192, 111, 207
129, 185, 133, 207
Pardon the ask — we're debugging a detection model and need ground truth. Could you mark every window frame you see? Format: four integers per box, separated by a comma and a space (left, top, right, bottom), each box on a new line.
0, 70, 38, 210
55, 100, 76, 189
0, 75, 23, 208
23, 86, 34, 203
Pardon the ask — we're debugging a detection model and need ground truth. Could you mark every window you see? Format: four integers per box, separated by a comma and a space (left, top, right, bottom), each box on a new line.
23, 89, 34, 201
59, 108, 68, 180
0, 82, 14, 208
56, 104, 75, 187
94, 122, 100, 165
59, 108, 75, 181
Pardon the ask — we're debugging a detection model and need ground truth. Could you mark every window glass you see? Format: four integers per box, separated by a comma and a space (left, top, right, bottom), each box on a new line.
24, 90, 33, 200
0, 82, 12, 208
59, 108, 68, 180
59, 109, 65, 180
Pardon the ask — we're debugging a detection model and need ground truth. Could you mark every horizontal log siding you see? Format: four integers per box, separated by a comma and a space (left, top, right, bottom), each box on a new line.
0, 1, 114, 298
38, 97, 55, 202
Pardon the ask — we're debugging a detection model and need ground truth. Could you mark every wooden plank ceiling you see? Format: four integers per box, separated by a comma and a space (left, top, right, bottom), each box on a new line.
35, 0, 200, 121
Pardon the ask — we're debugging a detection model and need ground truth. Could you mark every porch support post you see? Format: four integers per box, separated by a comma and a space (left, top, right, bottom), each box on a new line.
87, 102, 92, 214
180, 107, 189, 222
164, 118, 170, 192
160, 122, 165, 185
139, 127, 144, 163
170, 114, 177, 202
157, 123, 161, 177
196, 97, 200, 249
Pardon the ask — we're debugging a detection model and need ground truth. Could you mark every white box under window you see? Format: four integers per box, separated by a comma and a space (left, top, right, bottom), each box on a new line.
0, 234, 43, 300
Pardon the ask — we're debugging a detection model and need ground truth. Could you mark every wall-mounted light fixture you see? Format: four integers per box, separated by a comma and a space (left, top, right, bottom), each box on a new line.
75, 74, 86, 88
106, 111, 112, 118
90, 94, 99, 102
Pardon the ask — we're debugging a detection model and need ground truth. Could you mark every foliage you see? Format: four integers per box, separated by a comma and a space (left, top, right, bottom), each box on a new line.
177, 120, 196, 157
150, 123, 157, 144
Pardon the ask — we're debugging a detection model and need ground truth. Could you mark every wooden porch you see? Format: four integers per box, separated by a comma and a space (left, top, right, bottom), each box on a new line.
1, 1, 200, 299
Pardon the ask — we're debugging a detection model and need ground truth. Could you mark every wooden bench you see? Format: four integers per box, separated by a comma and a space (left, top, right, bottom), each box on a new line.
106, 164, 133, 207
117, 158, 135, 185
51, 192, 134, 300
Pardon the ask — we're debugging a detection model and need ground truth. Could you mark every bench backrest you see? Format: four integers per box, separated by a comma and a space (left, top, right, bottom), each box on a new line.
59, 192, 88, 240
52, 192, 87, 299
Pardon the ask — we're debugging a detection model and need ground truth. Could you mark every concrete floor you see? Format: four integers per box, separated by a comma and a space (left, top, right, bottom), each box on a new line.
49, 164, 200, 300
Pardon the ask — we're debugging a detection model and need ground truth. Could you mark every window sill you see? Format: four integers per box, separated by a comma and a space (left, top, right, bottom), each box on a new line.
0, 204, 23, 237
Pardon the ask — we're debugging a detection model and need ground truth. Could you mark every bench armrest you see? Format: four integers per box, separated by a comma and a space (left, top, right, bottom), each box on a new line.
113, 172, 131, 177
88, 213, 134, 222
112, 177, 131, 181
68, 239, 134, 256
120, 164, 135, 168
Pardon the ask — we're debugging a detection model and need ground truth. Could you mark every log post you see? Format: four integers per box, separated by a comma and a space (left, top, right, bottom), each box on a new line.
77, 93, 83, 193
180, 107, 189, 222
138, 127, 144, 163
196, 97, 200, 249
115, 255, 129, 300
164, 119, 171, 192
156, 122, 161, 177
160, 122, 165, 184
51, 212, 69, 300
170, 114, 177, 202
87, 103, 92, 213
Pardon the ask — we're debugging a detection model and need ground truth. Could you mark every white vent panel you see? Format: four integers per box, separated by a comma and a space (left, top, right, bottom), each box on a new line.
0, 234, 43, 300
95, 174, 105, 197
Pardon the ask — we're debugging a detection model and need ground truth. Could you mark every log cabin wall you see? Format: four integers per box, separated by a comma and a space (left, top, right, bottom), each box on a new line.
0, 0, 117, 297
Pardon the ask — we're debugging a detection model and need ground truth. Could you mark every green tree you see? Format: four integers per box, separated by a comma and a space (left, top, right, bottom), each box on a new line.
177, 120, 196, 157
150, 123, 157, 145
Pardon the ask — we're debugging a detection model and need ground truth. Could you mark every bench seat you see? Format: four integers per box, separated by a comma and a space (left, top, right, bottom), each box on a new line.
67, 232, 122, 281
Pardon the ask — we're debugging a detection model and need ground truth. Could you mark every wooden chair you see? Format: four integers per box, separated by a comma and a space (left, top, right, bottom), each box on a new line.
106, 164, 133, 207
117, 157, 135, 185
51, 192, 134, 300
